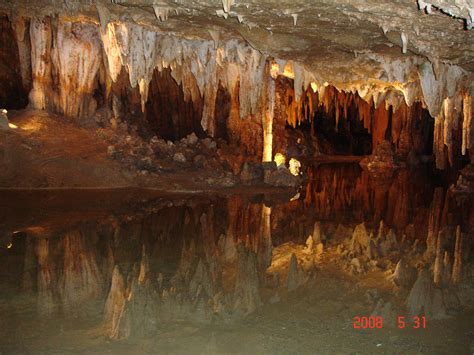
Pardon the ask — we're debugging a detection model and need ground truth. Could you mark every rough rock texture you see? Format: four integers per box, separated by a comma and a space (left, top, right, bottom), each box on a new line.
0, 1, 472, 167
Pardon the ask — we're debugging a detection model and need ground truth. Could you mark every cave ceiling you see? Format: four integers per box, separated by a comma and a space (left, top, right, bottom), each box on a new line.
3, 0, 473, 83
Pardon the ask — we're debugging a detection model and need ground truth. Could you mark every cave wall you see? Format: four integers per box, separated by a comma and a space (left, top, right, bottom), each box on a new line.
0, 13, 472, 168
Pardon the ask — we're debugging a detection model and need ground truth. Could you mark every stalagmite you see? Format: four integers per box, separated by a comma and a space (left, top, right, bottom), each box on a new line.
451, 226, 463, 285
287, 253, 300, 291
312, 221, 323, 244
393, 259, 417, 289
350, 223, 370, 255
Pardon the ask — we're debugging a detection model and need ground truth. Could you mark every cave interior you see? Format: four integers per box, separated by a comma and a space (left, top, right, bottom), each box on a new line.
0, 0, 473, 353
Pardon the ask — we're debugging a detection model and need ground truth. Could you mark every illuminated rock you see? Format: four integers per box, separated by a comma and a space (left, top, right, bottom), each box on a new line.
274, 153, 286, 167
0, 109, 8, 129
288, 158, 301, 176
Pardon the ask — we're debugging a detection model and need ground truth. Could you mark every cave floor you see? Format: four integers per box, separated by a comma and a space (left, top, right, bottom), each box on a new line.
0, 109, 249, 191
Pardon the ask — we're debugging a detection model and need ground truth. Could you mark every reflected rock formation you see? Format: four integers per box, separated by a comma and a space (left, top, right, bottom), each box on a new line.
3, 165, 471, 340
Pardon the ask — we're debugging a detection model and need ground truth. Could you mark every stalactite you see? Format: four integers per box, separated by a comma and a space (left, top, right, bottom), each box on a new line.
52, 21, 101, 118
462, 93, 472, 156
29, 17, 53, 111
434, 111, 447, 169
262, 62, 275, 162
14, 15, 473, 166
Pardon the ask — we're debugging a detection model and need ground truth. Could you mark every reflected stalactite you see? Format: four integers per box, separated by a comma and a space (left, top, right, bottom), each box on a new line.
5, 164, 470, 341
257, 205, 272, 276
103, 265, 126, 339
426, 188, 446, 257
22, 234, 36, 291
451, 226, 463, 285
233, 244, 262, 316
60, 228, 102, 311
36, 238, 55, 316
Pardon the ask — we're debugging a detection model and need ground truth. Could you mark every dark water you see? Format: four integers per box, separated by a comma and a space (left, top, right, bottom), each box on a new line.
0, 164, 473, 353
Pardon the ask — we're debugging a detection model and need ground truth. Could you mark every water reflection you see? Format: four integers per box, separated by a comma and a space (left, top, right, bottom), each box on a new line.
0, 164, 472, 351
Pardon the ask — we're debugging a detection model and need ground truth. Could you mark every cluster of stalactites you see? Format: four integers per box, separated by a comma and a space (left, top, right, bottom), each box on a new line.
279, 59, 472, 167
434, 93, 472, 169
16, 14, 474, 166
23, 12, 269, 134
27, 17, 101, 119
98, 17, 267, 136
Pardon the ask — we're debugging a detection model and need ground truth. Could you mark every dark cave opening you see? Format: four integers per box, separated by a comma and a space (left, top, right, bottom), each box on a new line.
312, 103, 373, 156
145, 68, 205, 141
214, 83, 231, 141
275, 77, 437, 160
0, 15, 29, 110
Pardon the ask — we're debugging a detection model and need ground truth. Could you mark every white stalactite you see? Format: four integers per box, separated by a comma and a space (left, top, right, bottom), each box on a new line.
23, 15, 473, 165
263, 66, 275, 162
153, 6, 171, 21
401, 32, 408, 54
29, 17, 52, 110
462, 93, 472, 155
222, 0, 234, 13
52, 21, 102, 118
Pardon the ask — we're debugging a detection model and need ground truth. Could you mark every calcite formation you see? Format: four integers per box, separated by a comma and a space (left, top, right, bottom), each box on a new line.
0, 0, 472, 168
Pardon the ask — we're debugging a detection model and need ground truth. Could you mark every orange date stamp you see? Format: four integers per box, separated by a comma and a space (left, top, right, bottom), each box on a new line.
353, 316, 427, 329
